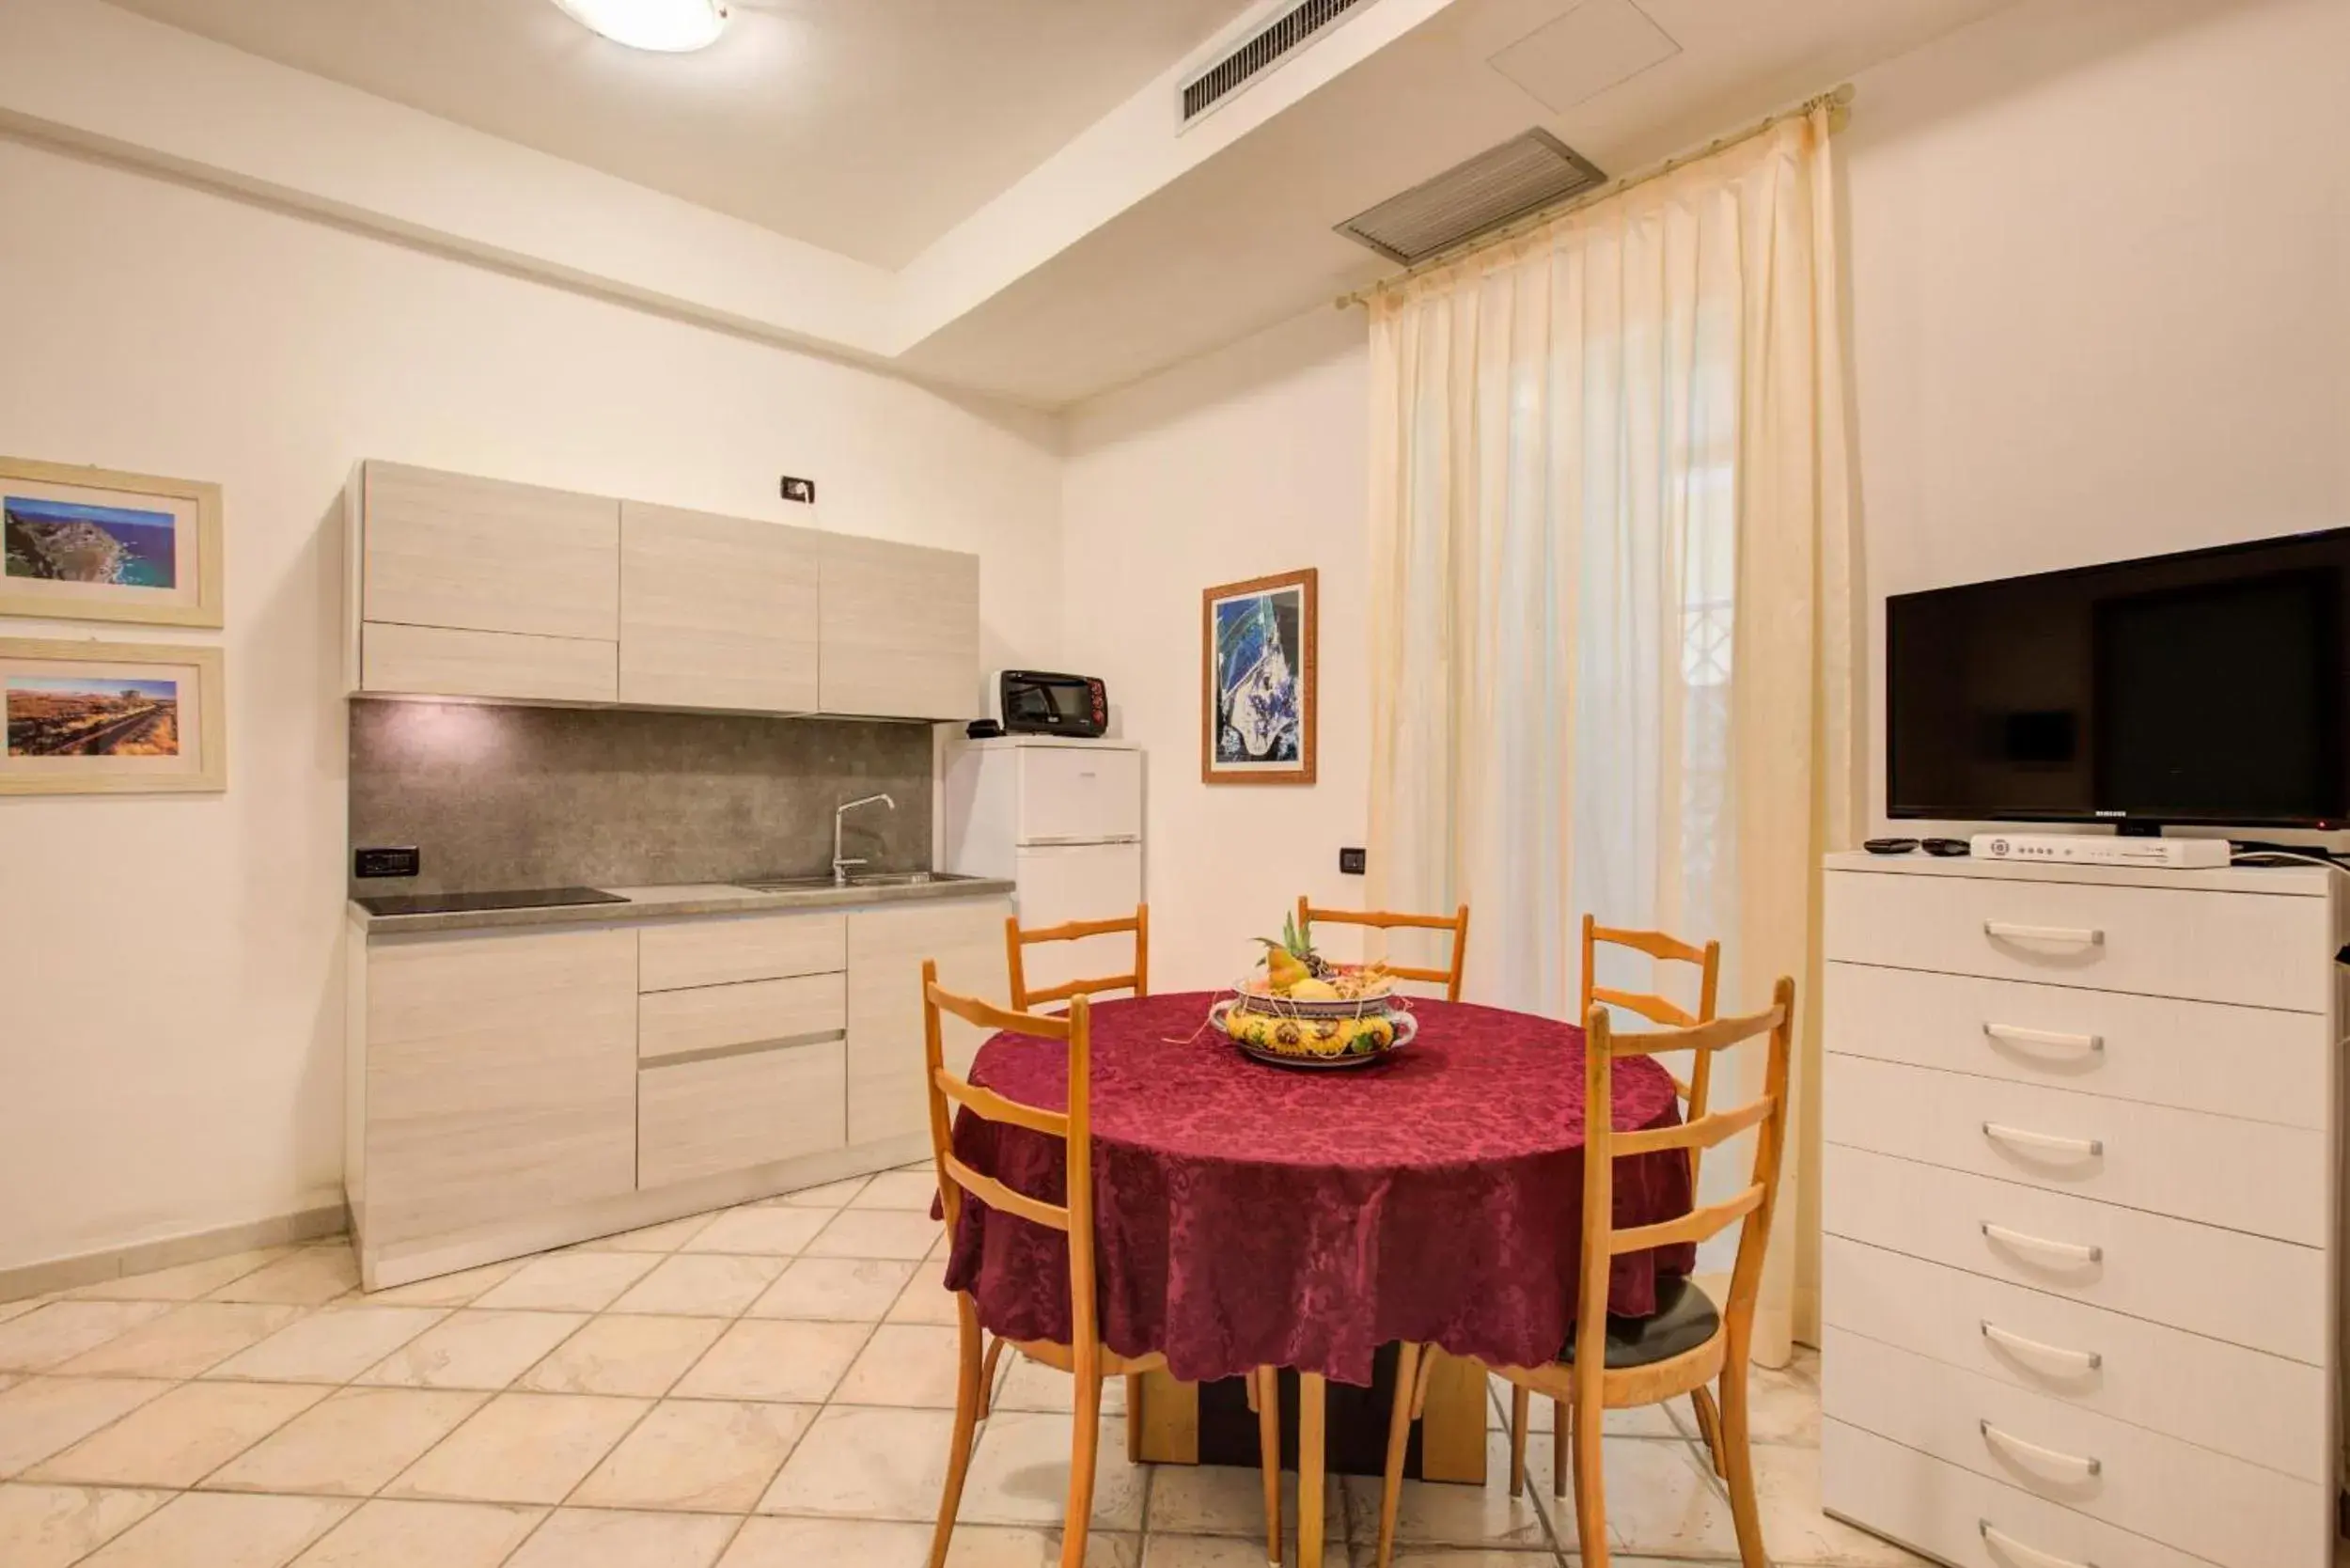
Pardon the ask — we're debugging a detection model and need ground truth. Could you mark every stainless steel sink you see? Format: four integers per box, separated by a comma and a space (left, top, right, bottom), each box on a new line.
732, 871, 975, 892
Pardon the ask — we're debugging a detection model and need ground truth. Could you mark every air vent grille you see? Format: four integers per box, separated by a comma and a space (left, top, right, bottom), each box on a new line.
1336, 130, 1606, 265
1182, 0, 1370, 124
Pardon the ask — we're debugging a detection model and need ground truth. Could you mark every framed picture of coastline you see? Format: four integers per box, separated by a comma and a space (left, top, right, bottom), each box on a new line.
0, 638, 227, 794
0, 459, 223, 628
1202, 568, 1317, 785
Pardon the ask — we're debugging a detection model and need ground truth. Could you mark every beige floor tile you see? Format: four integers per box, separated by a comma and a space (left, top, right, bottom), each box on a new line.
719, 1516, 931, 1568
354, 1309, 587, 1389
887, 1261, 961, 1325
1153, 1538, 1304, 1568
470, 1252, 661, 1312
1575, 1435, 1733, 1557
516, 1312, 726, 1397
806, 1210, 943, 1262
682, 1207, 834, 1257
0, 1300, 44, 1326
1339, 1431, 1551, 1552
1148, 1459, 1337, 1540
1730, 1355, 1822, 1448
26, 1380, 327, 1487
205, 1306, 447, 1384
360, 1262, 521, 1308
204, 1386, 489, 1497
0, 1376, 174, 1476
77, 1491, 353, 1568
0, 1302, 176, 1372
0, 1373, 14, 1394
571, 1215, 715, 1252
746, 1257, 916, 1323
572, 1397, 815, 1512
833, 1323, 965, 1407
946, 1526, 1139, 1566
54, 1303, 308, 1379
992, 1352, 1129, 1416
503, 1507, 740, 1568
288, 1499, 543, 1568
757, 1404, 956, 1520
207, 1247, 360, 1307
1347, 1549, 1562, 1567
1492, 1382, 1680, 1440
766, 1176, 870, 1208
0, 1482, 172, 1568
384, 1390, 648, 1504
68, 1249, 297, 1303
672, 1318, 871, 1403
958, 1409, 1147, 1533
851, 1170, 944, 1211
1749, 1443, 1929, 1567
611, 1254, 789, 1317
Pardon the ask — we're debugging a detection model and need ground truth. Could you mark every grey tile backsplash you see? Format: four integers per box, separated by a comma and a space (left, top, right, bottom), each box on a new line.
349, 700, 933, 896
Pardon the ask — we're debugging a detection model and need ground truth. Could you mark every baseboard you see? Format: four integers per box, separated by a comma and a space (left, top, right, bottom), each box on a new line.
0, 1202, 351, 1304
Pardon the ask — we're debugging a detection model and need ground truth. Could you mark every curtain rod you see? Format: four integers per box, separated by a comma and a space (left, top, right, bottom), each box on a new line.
1336, 83, 1855, 311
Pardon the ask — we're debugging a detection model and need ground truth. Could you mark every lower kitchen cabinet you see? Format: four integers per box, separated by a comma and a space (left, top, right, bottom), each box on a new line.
845, 897, 1011, 1145
638, 1042, 848, 1188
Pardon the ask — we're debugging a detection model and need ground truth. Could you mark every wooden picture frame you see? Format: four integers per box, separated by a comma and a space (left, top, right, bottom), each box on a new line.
1201, 568, 1317, 785
0, 637, 227, 794
0, 458, 224, 628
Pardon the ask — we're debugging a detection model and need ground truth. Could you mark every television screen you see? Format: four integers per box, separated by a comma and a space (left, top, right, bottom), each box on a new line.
1886, 529, 2350, 828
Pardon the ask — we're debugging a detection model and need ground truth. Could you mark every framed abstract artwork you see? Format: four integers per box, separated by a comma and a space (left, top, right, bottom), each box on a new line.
1202, 568, 1316, 785
0, 458, 224, 628
0, 637, 227, 794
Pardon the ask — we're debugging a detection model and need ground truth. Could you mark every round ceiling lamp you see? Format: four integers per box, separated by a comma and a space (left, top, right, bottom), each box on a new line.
550, 0, 730, 53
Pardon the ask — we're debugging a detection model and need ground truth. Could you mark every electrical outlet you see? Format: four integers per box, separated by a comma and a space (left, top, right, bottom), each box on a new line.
354, 846, 421, 879
779, 476, 817, 504
1340, 847, 1367, 875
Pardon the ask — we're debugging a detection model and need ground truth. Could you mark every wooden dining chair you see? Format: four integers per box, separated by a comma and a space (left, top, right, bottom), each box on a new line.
1371, 977, 1796, 1568
1295, 897, 1471, 1001
1005, 903, 1150, 1011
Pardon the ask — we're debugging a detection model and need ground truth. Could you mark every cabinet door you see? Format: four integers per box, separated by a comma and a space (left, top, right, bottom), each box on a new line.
638, 1042, 848, 1189
817, 533, 979, 720
364, 927, 637, 1245
362, 462, 619, 642
845, 897, 1010, 1146
619, 502, 821, 712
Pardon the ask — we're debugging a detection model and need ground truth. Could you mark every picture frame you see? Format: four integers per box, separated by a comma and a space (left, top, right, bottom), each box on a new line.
1202, 567, 1317, 785
0, 458, 224, 628
0, 637, 227, 794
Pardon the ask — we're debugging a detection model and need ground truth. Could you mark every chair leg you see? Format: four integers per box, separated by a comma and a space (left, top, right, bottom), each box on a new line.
1256, 1369, 1283, 1567
927, 1293, 985, 1568
1689, 1386, 1726, 1477
1508, 1384, 1529, 1498
1552, 1397, 1569, 1497
976, 1334, 1006, 1419
1297, 1372, 1327, 1568
1572, 1390, 1607, 1568
1061, 1363, 1104, 1568
1374, 1345, 1420, 1568
1717, 1356, 1767, 1568
1125, 1373, 1143, 1466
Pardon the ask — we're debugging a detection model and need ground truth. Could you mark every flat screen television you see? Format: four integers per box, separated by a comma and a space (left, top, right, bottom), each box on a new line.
1886, 528, 2350, 832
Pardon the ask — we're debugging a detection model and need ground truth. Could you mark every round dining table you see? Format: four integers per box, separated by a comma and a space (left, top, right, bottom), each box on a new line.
941, 990, 1696, 1568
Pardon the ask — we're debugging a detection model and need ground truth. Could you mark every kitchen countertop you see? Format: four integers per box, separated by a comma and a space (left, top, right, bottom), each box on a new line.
350, 874, 1015, 936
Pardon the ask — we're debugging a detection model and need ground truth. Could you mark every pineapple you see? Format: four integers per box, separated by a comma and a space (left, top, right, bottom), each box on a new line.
1256, 912, 1336, 993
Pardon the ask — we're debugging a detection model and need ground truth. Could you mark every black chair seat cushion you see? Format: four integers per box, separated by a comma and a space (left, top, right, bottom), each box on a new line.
1560, 1276, 1721, 1370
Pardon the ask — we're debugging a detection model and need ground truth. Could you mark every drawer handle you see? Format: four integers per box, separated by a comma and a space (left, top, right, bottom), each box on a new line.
1980, 1419, 2102, 1478
1981, 1221, 2102, 1265
1984, 920, 2105, 948
1981, 1320, 2103, 1372
1982, 1121, 2104, 1158
1982, 1023, 2105, 1055
1981, 1520, 2097, 1568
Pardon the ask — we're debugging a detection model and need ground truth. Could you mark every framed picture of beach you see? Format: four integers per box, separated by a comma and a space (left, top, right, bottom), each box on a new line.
0, 459, 223, 628
0, 638, 227, 794
1202, 568, 1317, 785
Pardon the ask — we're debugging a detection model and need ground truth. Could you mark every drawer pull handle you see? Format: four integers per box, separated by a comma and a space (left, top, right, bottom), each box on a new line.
1980, 1419, 2101, 1478
1982, 1023, 2105, 1055
1981, 1320, 2103, 1371
1981, 1520, 2097, 1568
1982, 1122, 2104, 1158
1984, 920, 2104, 947
1981, 1221, 2103, 1264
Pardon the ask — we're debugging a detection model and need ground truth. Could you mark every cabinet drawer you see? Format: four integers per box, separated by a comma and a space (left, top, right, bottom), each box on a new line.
638, 1043, 847, 1190
1824, 870, 2328, 1010
1823, 1420, 2226, 1568
1822, 1145, 2325, 1362
362, 621, 617, 703
638, 974, 846, 1062
1825, 960, 2327, 1128
1823, 1236, 2324, 1480
1825, 1055, 2324, 1243
1824, 1328, 2322, 1568
362, 462, 619, 641
638, 912, 846, 992
1017, 746, 1141, 843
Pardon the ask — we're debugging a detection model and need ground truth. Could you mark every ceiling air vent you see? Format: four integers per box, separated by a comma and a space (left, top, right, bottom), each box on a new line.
1182, 0, 1372, 125
1336, 129, 1606, 265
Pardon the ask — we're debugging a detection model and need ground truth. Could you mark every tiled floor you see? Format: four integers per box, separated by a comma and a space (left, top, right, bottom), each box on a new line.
0, 1167, 1929, 1567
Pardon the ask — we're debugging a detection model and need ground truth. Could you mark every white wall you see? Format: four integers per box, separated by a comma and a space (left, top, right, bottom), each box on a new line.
0, 136, 1062, 1276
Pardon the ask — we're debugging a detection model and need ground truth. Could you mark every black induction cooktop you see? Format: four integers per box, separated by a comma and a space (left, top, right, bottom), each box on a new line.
354, 886, 628, 917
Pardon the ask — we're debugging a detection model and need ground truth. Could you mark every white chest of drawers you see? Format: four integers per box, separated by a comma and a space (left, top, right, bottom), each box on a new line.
1819, 850, 2345, 1568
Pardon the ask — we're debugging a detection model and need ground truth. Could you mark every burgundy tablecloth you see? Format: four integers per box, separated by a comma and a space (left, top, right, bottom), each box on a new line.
942, 991, 1694, 1387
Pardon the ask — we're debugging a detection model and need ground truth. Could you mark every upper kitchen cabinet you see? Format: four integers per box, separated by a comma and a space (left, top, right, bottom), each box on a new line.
817, 532, 980, 721
619, 502, 821, 712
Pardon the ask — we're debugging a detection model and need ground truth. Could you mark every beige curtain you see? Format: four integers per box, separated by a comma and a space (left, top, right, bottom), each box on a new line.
1365, 106, 1858, 1363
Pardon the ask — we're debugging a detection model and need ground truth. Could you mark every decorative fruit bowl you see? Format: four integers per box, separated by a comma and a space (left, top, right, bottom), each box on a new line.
1211, 913, 1417, 1070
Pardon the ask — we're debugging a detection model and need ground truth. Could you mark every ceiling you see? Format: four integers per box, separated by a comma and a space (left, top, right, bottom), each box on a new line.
99, 0, 1255, 268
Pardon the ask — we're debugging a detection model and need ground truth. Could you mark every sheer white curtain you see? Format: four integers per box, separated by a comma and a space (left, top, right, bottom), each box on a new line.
1365, 108, 1857, 1359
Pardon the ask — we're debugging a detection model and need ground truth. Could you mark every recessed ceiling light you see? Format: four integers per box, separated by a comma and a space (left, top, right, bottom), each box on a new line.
550, 0, 730, 53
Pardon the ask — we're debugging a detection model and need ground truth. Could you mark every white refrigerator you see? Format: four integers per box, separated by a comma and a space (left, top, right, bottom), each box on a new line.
940, 738, 1144, 997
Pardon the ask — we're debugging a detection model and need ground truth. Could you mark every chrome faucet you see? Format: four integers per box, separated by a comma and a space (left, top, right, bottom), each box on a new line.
832, 792, 896, 886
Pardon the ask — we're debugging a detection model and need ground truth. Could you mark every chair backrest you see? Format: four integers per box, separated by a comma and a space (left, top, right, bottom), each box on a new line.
1582, 915, 1722, 1173
1005, 904, 1150, 1011
922, 963, 1102, 1356
1297, 897, 1471, 1001
1573, 976, 1794, 1394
